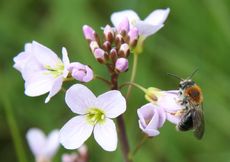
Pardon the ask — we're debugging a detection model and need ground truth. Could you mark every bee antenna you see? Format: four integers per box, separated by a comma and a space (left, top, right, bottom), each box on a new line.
167, 73, 183, 81
188, 68, 199, 79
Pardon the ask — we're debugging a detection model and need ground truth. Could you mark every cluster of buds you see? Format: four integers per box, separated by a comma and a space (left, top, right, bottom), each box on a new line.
83, 18, 139, 73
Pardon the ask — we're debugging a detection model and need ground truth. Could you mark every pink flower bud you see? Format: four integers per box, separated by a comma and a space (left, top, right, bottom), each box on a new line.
117, 17, 129, 35
89, 41, 99, 52
103, 25, 114, 42
67, 62, 94, 82
137, 103, 166, 137
83, 25, 96, 41
115, 58, 128, 72
128, 27, 139, 47
118, 43, 130, 57
94, 48, 106, 63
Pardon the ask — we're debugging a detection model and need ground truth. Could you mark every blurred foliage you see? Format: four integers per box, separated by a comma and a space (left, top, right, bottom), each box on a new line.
1, 0, 230, 162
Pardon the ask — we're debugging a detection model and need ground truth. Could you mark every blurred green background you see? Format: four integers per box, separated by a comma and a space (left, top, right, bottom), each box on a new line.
1, 0, 230, 162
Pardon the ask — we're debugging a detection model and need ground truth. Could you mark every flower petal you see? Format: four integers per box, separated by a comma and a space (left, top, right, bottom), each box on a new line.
138, 120, 160, 136
157, 91, 182, 112
26, 128, 46, 157
45, 76, 63, 103
44, 129, 59, 158
59, 116, 93, 149
31, 41, 61, 67
144, 8, 170, 26
65, 84, 96, 114
136, 21, 163, 37
62, 47, 70, 78
95, 90, 126, 118
24, 71, 55, 97
111, 10, 140, 28
13, 43, 32, 72
94, 118, 117, 151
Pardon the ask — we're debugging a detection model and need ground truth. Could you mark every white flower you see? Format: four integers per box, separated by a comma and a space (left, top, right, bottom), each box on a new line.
111, 8, 170, 38
26, 128, 59, 162
59, 84, 126, 151
13, 41, 70, 103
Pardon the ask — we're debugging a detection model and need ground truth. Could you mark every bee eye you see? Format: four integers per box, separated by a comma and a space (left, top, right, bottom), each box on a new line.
179, 91, 182, 95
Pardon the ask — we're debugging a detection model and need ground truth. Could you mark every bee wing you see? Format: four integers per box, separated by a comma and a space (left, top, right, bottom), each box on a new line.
192, 106, 205, 139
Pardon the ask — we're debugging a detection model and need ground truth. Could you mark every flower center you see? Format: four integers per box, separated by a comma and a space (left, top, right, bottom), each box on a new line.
86, 108, 105, 125
44, 61, 64, 78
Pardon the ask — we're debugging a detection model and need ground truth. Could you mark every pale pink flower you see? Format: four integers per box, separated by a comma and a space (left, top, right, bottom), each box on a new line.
26, 128, 59, 162
137, 103, 166, 136
60, 84, 126, 151
13, 41, 70, 103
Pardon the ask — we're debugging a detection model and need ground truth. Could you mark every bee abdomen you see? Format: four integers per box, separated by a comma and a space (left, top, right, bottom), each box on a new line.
177, 110, 193, 131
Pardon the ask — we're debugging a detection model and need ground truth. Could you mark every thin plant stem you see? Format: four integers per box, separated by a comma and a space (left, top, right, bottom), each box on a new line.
119, 82, 146, 93
130, 135, 148, 159
1, 96, 28, 162
126, 54, 138, 100
94, 75, 111, 86
107, 65, 132, 162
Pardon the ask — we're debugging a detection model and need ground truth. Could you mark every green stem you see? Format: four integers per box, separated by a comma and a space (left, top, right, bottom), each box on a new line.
130, 135, 148, 159
1, 96, 28, 162
94, 75, 111, 86
119, 82, 147, 93
126, 54, 138, 99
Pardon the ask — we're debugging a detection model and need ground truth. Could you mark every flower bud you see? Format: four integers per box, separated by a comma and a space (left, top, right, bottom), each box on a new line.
89, 41, 99, 53
103, 25, 114, 42
118, 43, 130, 57
115, 34, 124, 49
128, 27, 139, 47
67, 62, 94, 82
93, 48, 105, 63
102, 41, 111, 52
83, 25, 96, 41
109, 48, 117, 60
117, 17, 129, 36
145, 87, 160, 103
115, 58, 128, 73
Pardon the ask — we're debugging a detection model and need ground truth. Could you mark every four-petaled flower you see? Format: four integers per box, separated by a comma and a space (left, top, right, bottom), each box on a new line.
26, 128, 59, 162
59, 84, 126, 151
13, 41, 70, 103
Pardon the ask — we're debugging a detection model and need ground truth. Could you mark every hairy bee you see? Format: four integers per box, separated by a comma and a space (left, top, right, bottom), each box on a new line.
168, 69, 204, 139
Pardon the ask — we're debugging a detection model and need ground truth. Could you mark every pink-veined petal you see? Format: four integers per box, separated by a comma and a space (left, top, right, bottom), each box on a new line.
62, 47, 70, 78
45, 76, 63, 103
144, 8, 170, 26
26, 128, 46, 157
59, 116, 93, 149
31, 41, 61, 67
65, 84, 96, 114
24, 71, 55, 97
44, 129, 59, 158
95, 90, 126, 118
138, 120, 160, 136
111, 10, 140, 28
94, 118, 117, 151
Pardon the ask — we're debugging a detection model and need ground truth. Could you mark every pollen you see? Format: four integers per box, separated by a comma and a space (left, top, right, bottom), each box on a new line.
86, 108, 105, 125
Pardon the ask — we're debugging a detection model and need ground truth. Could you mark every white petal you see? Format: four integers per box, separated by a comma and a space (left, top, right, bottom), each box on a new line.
94, 118, 117, 151
111, 10, 140, 28
31, 41, 61, 67
13, 43, 32, 72
144, 8, 170, 26
95, 90, 126, 118
65, 84, 96, 114
62, 47, 70, 78
44, 130, 60, 158
26, 128, 46, 157
45, 76, 63, 103
25, 71, 55, 97
59, 116, 93, 149
136, 21, 163, 37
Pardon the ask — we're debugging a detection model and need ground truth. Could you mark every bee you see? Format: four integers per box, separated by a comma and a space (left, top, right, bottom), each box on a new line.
168, 69, 204, 139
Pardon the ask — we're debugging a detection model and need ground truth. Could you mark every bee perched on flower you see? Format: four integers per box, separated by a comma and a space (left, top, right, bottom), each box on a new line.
168, 70, 205, 139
